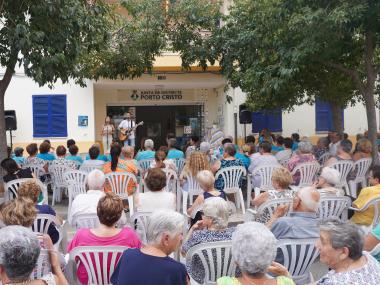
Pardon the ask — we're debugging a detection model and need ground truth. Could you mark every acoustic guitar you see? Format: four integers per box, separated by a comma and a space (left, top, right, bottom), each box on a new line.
119, 121, 144, 142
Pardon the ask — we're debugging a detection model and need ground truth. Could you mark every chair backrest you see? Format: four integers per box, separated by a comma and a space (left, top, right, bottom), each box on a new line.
4, 178, 30, 201
317, 196, 351, 220
279, 157, 291, 167
69, 246, 127, 285
215, 166, 246, 193
32, 214, 60, 235
174, 158, 186, 174
104, 172, 137, 199
23, 164, 45, 178
185, 241, 236, 284
31, 249, 51, 280
185, 173, 203, 196
72, 213, 100, 229
358, 196, 380, 228
330, 160, 354, 183
318, 153, 331, 166
51, 164, 69, 186
64, 170, 88, 198
251, 164, 279, 190
257, 198, 293, 218
291, 161, 320, 187
277, 238, 319, 283
352, 158, 372, 181
79, 164, 103, 173
130, 212, 151, 244
163, 168, 178, 193
138, 159, 154, 172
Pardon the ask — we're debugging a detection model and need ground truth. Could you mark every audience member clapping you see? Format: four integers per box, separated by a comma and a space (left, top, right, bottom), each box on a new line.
217, 222, 294, 285
111, 210, 189, 285
68, 192, 141, 285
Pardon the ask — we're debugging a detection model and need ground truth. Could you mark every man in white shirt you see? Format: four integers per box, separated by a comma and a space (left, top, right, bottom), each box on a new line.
275, 137, 293, 162
328, 131, 342, 156
118, 112, 136, 147
68, 169, 126, 225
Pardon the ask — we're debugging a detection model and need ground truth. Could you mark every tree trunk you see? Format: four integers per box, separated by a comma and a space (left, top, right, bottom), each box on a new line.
0, 88, 7, 161
363, 90, 379, 165
330, 102, 344, 134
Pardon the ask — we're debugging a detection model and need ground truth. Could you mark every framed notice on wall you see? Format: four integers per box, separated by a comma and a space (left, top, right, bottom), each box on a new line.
78, 115, 88, 127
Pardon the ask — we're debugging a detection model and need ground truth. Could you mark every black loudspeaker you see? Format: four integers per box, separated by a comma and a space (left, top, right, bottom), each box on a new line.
5, 110, 17, 131
239, 104, 252, 124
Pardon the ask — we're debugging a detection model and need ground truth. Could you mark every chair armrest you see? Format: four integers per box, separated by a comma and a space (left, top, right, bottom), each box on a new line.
349, 207, 361, 212
60, 220, 68, 254
244, 208, 258, 222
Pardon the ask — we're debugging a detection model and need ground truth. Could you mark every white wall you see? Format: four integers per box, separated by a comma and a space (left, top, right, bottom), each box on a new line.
4, 74, 95, 144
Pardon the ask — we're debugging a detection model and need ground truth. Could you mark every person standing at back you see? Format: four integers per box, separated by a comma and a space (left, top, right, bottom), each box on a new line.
118, 112, 136, 147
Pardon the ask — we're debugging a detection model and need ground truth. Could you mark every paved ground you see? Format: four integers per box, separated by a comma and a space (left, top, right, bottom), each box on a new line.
54, 196, 328, 284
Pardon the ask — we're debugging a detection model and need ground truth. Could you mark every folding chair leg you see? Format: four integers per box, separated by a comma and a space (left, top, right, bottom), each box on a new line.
239, 190, 245, 214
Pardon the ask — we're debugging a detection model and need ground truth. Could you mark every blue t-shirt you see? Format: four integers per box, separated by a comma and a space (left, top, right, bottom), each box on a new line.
37, 153, 56, 161
35, 204, 59, 244
271, 145, 285, 153
66, 155, 83, 165
235, 153, 250, 169
167, 149, 184, 159
12, 156, 26, 165
135, 150, 155, 161
292, 142, 299, 151
85, 154, 108, 162
111, 248, 188, 285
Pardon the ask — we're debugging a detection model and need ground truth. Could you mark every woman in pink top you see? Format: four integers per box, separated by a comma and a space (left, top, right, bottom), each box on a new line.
68, 193, 141, 285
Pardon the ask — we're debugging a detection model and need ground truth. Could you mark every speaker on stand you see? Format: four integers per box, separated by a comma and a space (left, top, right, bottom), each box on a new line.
239, 104, 252, 140
5, 110, 17, 151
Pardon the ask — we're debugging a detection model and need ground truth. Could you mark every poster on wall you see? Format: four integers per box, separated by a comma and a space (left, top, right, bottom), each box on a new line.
78, 115, 88, 127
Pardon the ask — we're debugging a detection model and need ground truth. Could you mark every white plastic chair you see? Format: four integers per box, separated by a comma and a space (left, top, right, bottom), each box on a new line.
79, 164, 103, 173
318, 152, 331, 166
250, 164, 279, 208
350, 196, 380, 229
67, 246, 127, 285
174, 158, 186, 174
130, 212, 151, 245
32, 214, 67, 252
182, 173, 204, 215
23, 164, 45, 178
348, 158, 372, 198
317, 196, 351, 221
30, 249, 51, 280
277, 238, 320, 285
370, 243, 380, 257
64, 170, 88, 212
330, 160, 354, 196
72, 213, 100, 229
245, 197, 293, 222
278, 157, 291, 167
185, 241, 236, 285
138, 159, 154, 174
163, 168, 178, 193
50, 164, 70, 206
4, 178, 48, 205
105, 172, 137, 216
215, 166, 246, 214
291, 161, 320, 187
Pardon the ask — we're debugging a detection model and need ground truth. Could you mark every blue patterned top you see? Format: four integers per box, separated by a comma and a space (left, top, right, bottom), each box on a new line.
214, 159, 244, 191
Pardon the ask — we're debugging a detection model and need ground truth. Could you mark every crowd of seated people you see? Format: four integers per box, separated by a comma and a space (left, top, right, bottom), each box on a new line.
2, 129, 380, 285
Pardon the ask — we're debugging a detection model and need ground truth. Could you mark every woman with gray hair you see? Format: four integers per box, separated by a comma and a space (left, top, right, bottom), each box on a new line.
217, 222, 294, 285
111, 210, 189, 285
314, 167, 344, 196
182, 197, 234, 284
0, 225, 68, 285
325, 139, 353, 167
310, 219, 380, 285
288, 140, 317, 185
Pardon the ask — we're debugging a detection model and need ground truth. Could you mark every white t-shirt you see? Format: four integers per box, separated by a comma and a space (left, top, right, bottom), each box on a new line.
136, 191, 176, 212
118, 119, 136, 139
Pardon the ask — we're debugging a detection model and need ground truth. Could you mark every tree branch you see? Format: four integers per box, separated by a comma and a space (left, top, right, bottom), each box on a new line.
326, 62, 365, 94
0, 49, 18, 95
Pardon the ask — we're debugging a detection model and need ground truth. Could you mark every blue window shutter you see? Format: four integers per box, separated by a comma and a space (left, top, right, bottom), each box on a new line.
252, 109, 282, 133
252, 112, 266, 133
33, 95, 67, 137
316, 100, 344, 132
50, 95, 67, 137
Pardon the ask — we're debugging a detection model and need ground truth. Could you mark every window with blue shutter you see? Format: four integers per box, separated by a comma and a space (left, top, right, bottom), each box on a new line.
33, 95, 67, 137
252, 109, 282, 133
315, 100, 344, 132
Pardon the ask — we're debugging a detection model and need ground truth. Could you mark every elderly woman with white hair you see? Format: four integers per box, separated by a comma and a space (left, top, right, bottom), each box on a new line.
0, 226, 68, 285
182, 197, 234, 284
310, 219, 380, 285
217, 222, 295, 285
135, 138, 155, 161
111, 210, 189, 285
314, 167, 344, 196
287, 140, 317, 185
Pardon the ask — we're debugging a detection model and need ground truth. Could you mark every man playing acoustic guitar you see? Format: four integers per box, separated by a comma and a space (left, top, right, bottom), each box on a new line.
118, 112, 136, 147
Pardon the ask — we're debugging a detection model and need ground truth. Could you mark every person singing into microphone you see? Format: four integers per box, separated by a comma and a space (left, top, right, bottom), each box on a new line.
101, 116, 115, 153
118, 112, 136, 147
